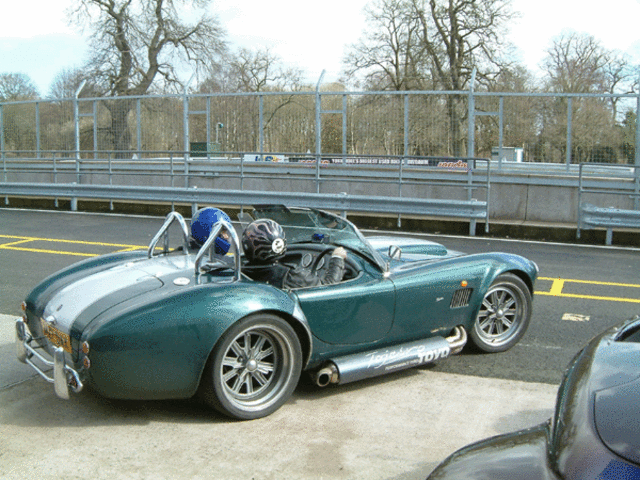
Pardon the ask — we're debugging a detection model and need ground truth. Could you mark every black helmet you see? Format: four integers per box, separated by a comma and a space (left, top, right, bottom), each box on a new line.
242, 219, 286, 263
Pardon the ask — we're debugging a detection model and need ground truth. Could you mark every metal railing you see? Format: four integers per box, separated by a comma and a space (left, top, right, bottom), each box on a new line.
577, 163, 640, 244
0, 182, 489, 235
0, 153, 491, 235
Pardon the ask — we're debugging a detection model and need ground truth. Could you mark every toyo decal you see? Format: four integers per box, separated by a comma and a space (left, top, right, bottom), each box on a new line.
366, 344, 451, 371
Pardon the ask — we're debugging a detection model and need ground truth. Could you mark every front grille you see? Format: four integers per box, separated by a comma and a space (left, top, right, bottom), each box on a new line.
450, 288, 473, 308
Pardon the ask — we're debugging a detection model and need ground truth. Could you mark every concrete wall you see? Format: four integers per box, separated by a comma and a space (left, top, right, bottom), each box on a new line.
4, 165, 638, 225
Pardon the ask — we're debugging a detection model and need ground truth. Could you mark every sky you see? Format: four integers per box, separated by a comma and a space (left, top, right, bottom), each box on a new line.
2, 0, 640, 96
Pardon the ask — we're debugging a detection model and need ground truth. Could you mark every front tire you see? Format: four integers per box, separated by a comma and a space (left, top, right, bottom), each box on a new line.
201, 314, 302, 420
470, 273, 532, 353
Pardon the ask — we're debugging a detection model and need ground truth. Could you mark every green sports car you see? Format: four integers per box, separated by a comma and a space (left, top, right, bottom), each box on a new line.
16, 205, 538, 420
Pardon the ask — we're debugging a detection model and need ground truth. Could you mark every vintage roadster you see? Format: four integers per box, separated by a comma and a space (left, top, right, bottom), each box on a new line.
16, 206, 538, 419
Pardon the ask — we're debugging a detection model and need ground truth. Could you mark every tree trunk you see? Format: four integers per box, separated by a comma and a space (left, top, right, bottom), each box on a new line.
106, 99, 133, 158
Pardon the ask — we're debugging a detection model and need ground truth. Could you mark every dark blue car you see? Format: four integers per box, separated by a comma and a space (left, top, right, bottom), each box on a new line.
427, 315, 640, 480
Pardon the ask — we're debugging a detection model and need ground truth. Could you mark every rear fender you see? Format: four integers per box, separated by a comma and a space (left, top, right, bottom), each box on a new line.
81, 282, 308, 400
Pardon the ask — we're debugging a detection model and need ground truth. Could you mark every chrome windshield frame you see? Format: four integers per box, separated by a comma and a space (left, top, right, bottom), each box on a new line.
246, 206, 388, 273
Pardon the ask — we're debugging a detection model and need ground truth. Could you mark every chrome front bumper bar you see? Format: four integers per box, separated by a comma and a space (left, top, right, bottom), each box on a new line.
15, 318, 83, 399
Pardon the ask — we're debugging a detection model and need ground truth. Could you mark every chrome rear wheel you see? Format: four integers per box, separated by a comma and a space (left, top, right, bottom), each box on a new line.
202, 314, 302, 420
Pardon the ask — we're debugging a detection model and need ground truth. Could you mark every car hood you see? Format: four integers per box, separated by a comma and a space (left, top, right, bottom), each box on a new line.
552, 316, 640, 474
41, 254, 194, 335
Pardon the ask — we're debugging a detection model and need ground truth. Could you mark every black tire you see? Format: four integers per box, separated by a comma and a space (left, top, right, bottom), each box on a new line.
201, 314, 302, 420
470, 273, 532, 353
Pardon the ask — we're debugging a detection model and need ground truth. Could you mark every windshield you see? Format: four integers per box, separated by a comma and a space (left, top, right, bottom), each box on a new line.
246, 205, 387, 271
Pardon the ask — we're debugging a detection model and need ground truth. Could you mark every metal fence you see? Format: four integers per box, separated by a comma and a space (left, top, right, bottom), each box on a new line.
2, 83, 640, 168
577, 163, 640, 244
1, 152, 491, 235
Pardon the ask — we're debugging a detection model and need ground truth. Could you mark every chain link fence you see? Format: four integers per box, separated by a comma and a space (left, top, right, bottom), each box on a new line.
1, 89, 639, 166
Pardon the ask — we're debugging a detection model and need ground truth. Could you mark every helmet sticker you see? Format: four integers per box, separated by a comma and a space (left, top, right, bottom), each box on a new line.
272, 238, 285, 254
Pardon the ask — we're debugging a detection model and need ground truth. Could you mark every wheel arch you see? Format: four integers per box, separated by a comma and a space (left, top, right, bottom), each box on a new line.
204, 307, 313, 374
83, 282, 309, 400
504, 268, 535, 295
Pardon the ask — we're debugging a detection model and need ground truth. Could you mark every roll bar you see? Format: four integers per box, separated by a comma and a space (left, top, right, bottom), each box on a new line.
147, 211, 191, 258
194, 220, 241, 282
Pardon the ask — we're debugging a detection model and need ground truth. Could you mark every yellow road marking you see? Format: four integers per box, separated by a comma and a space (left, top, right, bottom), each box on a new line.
0, 234, 141, 249
536, 276, 640, 304
0, 239, 34, 247
0, 246, 98, 257
548, 279, 565, 296
539, 276, 640, 289
0, 234, 144, 257
2, 235, 638, 304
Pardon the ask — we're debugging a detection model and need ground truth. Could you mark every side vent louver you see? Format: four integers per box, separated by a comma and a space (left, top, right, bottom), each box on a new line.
450, 288, 473, 308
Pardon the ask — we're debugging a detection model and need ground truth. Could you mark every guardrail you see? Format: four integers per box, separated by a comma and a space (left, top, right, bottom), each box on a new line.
577, 163, 640, 245
0, 182, 488, 236
1, 152, 490, 236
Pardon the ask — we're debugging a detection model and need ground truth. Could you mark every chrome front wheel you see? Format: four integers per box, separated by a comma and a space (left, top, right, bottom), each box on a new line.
470, 273, 532, 353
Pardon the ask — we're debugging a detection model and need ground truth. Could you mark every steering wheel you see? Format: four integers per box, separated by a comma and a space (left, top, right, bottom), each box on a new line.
310, 246, 335, 274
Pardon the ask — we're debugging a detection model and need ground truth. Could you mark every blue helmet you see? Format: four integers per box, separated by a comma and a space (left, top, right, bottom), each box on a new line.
191, 207, 231, 247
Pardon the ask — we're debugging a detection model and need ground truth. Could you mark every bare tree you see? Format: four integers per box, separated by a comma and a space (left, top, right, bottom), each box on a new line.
540, 32, 637, 163
69, 0, 226, 155
542, 32, 609, 94
228, 47, 304, 93
345, 0, 515, 155
343, 0, 429, 91
197, 47, 307, 152
48, 68, 98, 99
415, 0, 515, 155
0, 73, 39, 101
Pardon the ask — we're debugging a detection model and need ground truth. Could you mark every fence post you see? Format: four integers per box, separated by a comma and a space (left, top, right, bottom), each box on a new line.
1, 104, 6, 206
53, 152, 58, 208
72, 81, 86, 211
315, 71, 325, 194
259, 95, 264, 155
35, 102, 41, 159
183, 81, 191, 189
0, 103, 3, 159
634, 92, 640, 209
467, 68, 476, 158
498, 96, 504, 169
398, 94, 410, 227
565, 97, 573, 171
136, 98, 142, 154
93, 101, 98, 159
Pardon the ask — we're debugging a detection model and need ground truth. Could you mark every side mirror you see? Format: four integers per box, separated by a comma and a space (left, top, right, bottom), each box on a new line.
388, 245, 402, 260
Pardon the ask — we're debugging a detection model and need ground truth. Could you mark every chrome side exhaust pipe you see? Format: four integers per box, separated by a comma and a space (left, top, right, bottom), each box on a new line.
314, 363, 338, 387
314, 333, 465, 387
446, 326, 467, 355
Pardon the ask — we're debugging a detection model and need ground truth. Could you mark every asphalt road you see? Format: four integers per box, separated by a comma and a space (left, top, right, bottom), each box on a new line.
1, 208, 639, 479
2, 209, 638, 385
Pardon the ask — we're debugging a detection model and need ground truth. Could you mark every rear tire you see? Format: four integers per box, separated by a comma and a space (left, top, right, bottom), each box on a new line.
470, 273, 532, 353
201, 314, 302, 420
